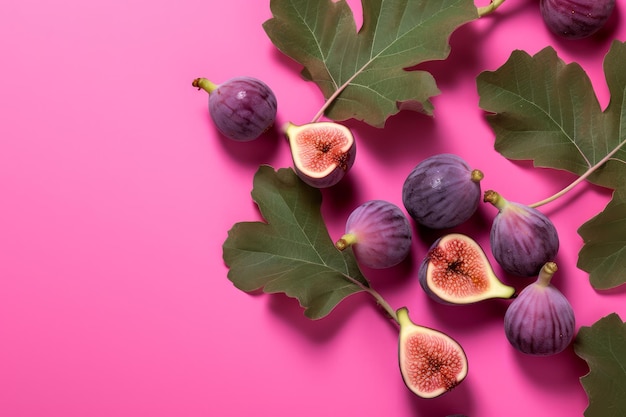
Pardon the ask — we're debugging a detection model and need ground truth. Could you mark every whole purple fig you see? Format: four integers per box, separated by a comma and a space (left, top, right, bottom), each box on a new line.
335, 200, 411, 269
402, 154, 484, 229
484, 190, 559, 277
540, 0, 616, 40
192, 76, 277, 141
504, 262, 575, 355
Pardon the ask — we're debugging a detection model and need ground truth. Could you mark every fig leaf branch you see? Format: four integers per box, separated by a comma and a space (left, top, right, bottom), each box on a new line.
222, 165, 398, 322
476, 40, 626, 289
263, 0, 478, 128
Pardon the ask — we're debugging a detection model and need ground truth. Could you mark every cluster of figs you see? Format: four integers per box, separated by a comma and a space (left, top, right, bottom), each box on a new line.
192, 76, 574, 399
334, 153, 575, 398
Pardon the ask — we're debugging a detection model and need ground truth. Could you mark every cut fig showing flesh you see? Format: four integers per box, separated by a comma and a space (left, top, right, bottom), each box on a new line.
284, 121, 356, 188
419, 234, 515, 304
397, 307, 468, 398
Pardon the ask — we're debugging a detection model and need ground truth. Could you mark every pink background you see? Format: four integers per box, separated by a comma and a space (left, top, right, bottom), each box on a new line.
1, 0, 625, 416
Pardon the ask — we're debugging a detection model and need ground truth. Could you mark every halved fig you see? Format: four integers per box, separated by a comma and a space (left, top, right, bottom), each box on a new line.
397, 307, 468, 398
284, 121, 356, 188
419, 234, 516, 304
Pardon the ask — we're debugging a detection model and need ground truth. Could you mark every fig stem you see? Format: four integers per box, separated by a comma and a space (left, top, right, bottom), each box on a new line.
335, 233, 357, 251
346, 275, 399, 324
477, 0, 506, 17
483, 189, 506, 209
537, 262, 558, 287
367, 288, 399, 324
471, 169, 484, 182
192, 78, 217, 94
528, 139, 626, 208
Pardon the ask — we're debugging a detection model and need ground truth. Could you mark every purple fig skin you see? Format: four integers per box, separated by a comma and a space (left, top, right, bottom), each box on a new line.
193, 76, 277, 141
402, 154, 483, 229
504, 262, 575, 356
484, 190, 559, 277
336, 200, 411, 269
540, 0, 616, 40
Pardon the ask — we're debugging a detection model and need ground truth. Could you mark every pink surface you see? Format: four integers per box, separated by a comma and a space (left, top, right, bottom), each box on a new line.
1, 1, 625, 416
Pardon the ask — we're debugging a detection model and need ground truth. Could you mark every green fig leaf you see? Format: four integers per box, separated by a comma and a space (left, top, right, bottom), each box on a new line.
476, 40, 626, 190
222, 165, 369, 320
577, 188, 626, 290
476, 40, 626, 289
574, 313, 626, 417
263, 0, 478, 127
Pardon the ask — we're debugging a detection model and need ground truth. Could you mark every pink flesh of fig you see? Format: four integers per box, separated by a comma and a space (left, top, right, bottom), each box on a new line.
397, 307, 468, 398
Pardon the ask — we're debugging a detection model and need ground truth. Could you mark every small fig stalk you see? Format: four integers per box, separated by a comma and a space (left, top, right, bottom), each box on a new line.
397, 307, 468, 398
504, 262, 575, 356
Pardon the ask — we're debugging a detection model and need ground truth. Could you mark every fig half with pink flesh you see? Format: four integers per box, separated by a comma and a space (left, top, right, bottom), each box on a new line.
419, 234, 515, 304
284, 121, 356, 188
397, 307, 468, 398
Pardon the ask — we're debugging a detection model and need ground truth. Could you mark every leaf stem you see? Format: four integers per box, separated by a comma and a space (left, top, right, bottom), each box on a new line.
365, 287, 399, 324
343, 273, 399, 324
529, 139, 626, 208
477, 0, 506, 17
311, 71, 362, 123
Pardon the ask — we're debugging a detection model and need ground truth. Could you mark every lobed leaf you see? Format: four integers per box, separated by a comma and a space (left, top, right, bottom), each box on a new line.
476, 40, 626, 190
222, 165, 369, 320
574, 313, 626, 417
577, 189, 626, 290
476, 40, 626, 289
263, 0, 478, 127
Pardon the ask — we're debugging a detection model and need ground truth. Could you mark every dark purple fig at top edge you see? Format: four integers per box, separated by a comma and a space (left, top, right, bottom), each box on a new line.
504, 262, 575, 356
540, 0, 616, 40
484, 190, 559, 278
402, 154, 483, 229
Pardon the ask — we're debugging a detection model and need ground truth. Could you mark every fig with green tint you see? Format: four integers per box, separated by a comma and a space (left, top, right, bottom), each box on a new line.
335, 200, 412, 269
397, 307, 468, 398
284, 121, 356, 188
402, 154, 484, 229
504, 262, 575, 355
419, 234, 515, 304
484, 190, 559, 277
